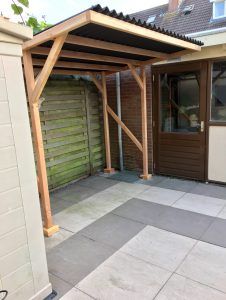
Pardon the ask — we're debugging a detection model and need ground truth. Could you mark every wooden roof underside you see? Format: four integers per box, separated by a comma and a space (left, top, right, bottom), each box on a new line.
23, 6, 202, 75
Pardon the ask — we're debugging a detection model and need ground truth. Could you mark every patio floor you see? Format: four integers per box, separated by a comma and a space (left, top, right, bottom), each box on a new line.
45, 171, 226, 300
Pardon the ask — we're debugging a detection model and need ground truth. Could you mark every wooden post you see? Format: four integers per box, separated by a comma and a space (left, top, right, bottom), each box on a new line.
23, 35, 67, 237
101, 72, 115, 173
140, 67, 151, 180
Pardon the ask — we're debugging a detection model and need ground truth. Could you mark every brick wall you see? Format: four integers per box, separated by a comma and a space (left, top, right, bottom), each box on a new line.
106, 66, 153, 174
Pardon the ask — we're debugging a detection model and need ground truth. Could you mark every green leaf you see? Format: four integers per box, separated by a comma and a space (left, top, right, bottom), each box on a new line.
26, 16, 39, 28
11, 4, 23, 15
18, 0, 29, 8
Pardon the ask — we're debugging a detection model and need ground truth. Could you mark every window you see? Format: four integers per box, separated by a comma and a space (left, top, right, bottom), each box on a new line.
211, 61, 226, 122
147, 15, 156, 23
212, 0, 226, 19
160, 72, 200, 132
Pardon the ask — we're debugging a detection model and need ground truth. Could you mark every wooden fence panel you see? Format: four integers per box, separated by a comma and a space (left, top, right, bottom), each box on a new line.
40, 78, 104, 189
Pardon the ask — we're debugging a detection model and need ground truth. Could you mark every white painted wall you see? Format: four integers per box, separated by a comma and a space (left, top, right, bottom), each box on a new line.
208, 126, 226, 183
0, 19, 51, 299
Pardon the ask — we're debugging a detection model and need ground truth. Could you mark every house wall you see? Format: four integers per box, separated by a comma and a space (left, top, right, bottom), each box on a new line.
208, 126, 226, 182
0, 23, 51, 300
162, 41, 226, 183
107, 39, 226, 183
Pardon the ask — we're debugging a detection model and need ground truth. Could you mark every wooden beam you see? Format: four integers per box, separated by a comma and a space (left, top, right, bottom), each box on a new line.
32, 58, 123, 72
107, 105, 143, 152
65, 35, 167, 58
23, 11, 89, 50
140, 67, 151, 180
89, 73, 103, 94
31, 34, 67, 104
31, 46, 142, 66
33, 68, 102, 77
128, 64, 144, 90
23, 51, 59, 236
88, 10, 202, 51
141, 49, 195, 66
102, 72, 114, 174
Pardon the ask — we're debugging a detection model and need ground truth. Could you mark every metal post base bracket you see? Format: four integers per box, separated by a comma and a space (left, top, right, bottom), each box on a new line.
43, 225, 59, 237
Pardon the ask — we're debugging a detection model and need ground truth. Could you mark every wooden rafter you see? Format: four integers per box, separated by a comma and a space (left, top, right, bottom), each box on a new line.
32, 58, 123, 72
65, 35, 166, 58
31, 46, 142, 66
34, 68, 102, 77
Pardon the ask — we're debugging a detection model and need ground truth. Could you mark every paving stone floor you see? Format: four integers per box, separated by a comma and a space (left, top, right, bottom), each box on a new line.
45, 172, 226, 299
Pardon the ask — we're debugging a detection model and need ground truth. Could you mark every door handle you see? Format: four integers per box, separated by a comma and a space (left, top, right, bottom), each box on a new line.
200, 121, 205, 132
196, 121, 205, 132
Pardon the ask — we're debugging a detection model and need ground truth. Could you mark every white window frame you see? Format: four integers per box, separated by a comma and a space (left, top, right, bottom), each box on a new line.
211, 0, 226, 19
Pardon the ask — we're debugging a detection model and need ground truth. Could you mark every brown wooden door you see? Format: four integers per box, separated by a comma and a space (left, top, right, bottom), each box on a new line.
153, 62, 208, 181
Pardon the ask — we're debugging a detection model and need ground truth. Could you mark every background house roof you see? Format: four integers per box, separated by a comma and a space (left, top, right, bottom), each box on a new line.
130, 0, 226, 35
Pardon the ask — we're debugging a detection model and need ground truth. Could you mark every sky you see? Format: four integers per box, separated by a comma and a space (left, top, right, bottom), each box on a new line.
1, 0, 168, 24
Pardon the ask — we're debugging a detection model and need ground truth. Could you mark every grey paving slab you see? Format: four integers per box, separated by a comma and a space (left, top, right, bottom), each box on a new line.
177, 241, 226, 293
109, 170, 140, 183
76, 251, 171, 300
138, 175, 169, 186
58, 185, 98, 202
48, 273, 73, 300
190, 183, 226, 200
113, 198, 214, 240
156, 177, 199, 193
155, 205, 214, 239
156, 274, 226, 300
77, 176, 117, 191
47, 235, 115, 286
201, 218, 226, 248
78, 213, 145, 249
112, 198, 167, 225
45, 228, 74, 252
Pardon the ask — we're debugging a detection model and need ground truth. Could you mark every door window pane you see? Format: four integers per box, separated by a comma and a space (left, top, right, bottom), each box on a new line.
160, 72, 200, 132
211, 61, 226, 122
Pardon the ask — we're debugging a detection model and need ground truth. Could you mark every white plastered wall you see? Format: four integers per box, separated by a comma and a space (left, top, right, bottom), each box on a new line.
208, 126, 226, 182
0, 19, 51, 299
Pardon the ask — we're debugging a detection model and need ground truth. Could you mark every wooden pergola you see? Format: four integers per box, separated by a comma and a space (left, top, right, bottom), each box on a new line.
22, 5, 202, 237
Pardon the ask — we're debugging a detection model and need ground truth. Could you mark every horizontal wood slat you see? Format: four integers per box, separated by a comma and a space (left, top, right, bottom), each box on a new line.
38, 79, 104, 189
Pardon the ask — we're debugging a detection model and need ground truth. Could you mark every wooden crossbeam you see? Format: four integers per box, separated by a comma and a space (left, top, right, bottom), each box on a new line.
31, 46, 142, 66
89, 73, 103, 94
65, 35, 167, 58
141, 49, 194, 65
23, 11, 89, 50
31, 34, 67, 104
107, 105, 143, 152
32, 58, 123, 72
128, 64, 144, 90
